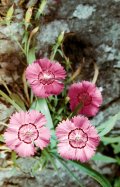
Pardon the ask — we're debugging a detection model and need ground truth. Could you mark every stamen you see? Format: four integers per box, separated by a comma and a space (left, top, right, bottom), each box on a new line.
38, 71, 55, 85
18, 123, 39, 144
68, 128, 88, 149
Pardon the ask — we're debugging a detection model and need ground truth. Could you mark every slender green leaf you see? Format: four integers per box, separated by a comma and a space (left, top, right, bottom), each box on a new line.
52, 153, 111, 187
6, 5, 14, 24
27, 47, 36, 64
22, 72, 29, 102
116, 157, 120, 165
114, 177, 120, 187
22, 32, 28, 44
56, 157, 84, 187
68, 160, 112, 187
43, 149, 58, 171
0, 90, 22, 111
97, 112, 120, 137
31, 156, 47, 175
92, 153, 117, 163
112, 143, 120, 154
101, 136, 120, 144
11, 151, 17, 167
57, 49, 64, 57
27, 27, 39, 57
31, 99, 53, 129
10, 93, 26, 111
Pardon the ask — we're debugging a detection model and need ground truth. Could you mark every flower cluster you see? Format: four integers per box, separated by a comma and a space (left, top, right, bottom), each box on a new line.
4, 58, 102, 162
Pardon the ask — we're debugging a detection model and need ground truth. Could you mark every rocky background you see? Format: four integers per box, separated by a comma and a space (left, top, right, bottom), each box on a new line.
0, 0, 120, 186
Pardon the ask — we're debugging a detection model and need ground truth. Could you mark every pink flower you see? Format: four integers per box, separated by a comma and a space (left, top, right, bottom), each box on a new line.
4, 110, 50, 157
68, 81, 102, 117
56, 115, 100, 162
25, 58, 66, 98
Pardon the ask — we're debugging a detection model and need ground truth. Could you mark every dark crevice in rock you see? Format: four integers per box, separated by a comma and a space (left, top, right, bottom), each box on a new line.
62, 32, 96, 66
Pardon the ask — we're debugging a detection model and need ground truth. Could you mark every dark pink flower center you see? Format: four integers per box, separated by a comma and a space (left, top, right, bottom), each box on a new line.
38, 71, 55, 85
18, 123, 39, 144
68, 128, 88, 149
78, 92, 92, 106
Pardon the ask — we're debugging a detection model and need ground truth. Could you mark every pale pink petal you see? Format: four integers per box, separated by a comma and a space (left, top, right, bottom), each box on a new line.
35, 138, 49, 150
84, 145, 96, 161
51, 62, 66, 79
71, 116, 90, 130
45, 81, 64, 95
58, 142, 73, 160
75, 148, 88, 162
29, 110, 47, 128
35, 126, 50, 149
15, 142, 35, 157
31, 84, 48, 98
9, 112, 22, 127
26, 76, 40, 87
87, 137, 100, 148
56, 119, 75, 139
92, 89, 103, 105
86, 125, 99, 136
4, 129, 20, 150
36, 58, 52, 70
25, 63, 42, 80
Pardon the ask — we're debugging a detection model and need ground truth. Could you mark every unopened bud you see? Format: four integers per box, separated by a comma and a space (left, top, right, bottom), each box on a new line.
57, 31, 64, 44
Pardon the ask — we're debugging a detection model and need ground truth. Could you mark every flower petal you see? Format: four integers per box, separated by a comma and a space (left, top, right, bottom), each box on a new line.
15, 142, 35, 157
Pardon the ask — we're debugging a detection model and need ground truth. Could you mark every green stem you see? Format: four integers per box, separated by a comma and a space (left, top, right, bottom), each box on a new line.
52, 153, 84, 187
42, 149, 58, 171
101, 136, 120, 144
50, 32, 64, 60
68, 102, 83, 119
50, 43, 59, 60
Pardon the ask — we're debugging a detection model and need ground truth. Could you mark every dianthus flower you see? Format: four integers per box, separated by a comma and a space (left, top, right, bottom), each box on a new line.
68, 81, 102, 117
56, 115, 100, 162
4, 110, 50, 157
25, 58, 66, 98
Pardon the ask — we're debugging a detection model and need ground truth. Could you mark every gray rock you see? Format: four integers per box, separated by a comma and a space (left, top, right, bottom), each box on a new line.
0, 23, 23, 55
0, 103, 14, 122
72, 4, 96, 19
37, 20, 69, 56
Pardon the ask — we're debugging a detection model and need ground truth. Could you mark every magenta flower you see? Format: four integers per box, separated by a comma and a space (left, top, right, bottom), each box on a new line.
56, 115, 100, 162
25, 58, 66, 98
68, 81, 103, 117
4, 110, 50, 157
